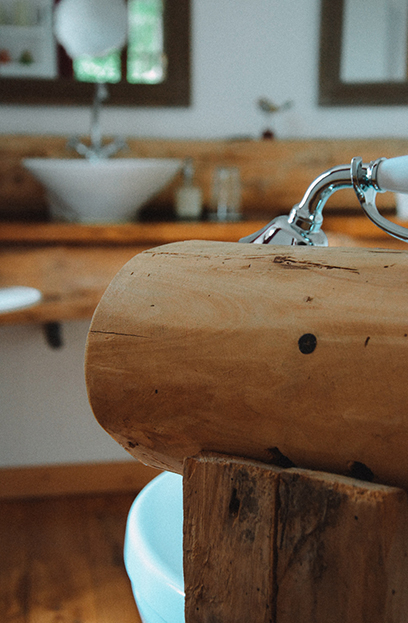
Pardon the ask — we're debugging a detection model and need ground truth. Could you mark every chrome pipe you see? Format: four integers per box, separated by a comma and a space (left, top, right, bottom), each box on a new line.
240, 157, 408, 247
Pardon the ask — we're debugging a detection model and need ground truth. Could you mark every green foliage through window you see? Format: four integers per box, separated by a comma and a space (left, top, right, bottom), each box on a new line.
74, 0, 165, 85
73, 52, 122, 84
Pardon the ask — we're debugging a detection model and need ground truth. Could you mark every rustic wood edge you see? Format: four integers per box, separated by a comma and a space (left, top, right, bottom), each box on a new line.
0, 217, 407, 245
0, 460, 160, 500
0, 221, 268, 245
183, 453, 408, 623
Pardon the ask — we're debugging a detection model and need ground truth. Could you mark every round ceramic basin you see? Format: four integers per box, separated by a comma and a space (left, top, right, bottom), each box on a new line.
124, 471, 185, 623
23, 158, 182, 223
0, 286, 42, 314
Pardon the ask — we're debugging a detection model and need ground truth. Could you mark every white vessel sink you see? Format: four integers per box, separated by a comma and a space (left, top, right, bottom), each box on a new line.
23, 158, 182, 223
124, 471, 184, 623
0, 286, 42, 314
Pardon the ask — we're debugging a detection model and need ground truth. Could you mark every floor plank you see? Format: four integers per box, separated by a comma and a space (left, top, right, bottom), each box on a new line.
0, 492, 142, 623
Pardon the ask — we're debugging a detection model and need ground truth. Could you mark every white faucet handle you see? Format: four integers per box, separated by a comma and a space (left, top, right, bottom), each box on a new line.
377, 156, 408, 194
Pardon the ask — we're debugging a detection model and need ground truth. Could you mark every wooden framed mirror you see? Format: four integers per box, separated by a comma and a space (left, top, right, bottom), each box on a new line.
0, 0, 190, 106
319, 0, 408, 106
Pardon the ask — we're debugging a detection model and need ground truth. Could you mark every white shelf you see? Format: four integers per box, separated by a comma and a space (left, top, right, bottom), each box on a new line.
0, 24, 48, 35
0, 61, 54, 78
0, 0, 57, 78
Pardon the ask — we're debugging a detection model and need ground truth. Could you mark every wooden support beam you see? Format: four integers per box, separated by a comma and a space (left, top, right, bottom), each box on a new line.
275, 469, 408, 622
183, 454, 408, 623
183, 454, 279, 623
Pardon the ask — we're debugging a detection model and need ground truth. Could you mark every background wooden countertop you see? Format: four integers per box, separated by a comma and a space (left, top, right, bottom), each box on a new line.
1, 219, 407, 326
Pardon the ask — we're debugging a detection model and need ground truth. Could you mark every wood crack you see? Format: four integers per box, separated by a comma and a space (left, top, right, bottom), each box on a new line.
90, 330, 150, 338
273, 255, 360, 273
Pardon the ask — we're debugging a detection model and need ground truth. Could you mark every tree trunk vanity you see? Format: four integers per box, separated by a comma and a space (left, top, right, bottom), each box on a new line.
83, 154, 408, 623
85, 240, 408, 623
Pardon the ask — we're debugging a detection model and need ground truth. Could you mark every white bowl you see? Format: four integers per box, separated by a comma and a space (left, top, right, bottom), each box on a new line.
124, 472, 184, 623
0, 286, 42, 314
23, 158, 182, 223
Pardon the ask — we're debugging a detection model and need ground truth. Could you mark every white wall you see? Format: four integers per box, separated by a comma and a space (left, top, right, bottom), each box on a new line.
2, 0, 408, 468
0, 322, 129, 467
2, 0, 408, 141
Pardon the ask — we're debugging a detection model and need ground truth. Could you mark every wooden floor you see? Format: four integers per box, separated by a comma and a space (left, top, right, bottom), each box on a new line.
0, 491, 143, 623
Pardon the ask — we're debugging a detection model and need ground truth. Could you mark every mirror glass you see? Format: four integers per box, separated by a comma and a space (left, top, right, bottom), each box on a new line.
341, 0, 408, 83
0, 0, 190, 106
319, 0, 408, 105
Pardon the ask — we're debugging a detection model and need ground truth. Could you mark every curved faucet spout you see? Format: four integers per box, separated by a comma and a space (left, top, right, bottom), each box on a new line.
240, 162, 354, 247
240, 156, 408, 247
67, 83, 127, 161
293, 164, 352, 232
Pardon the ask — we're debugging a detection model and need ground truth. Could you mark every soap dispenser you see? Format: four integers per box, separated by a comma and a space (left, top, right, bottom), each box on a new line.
175, 158, 202, 220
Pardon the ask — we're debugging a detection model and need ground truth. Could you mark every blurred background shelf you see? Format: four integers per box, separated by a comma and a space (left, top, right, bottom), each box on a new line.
1, 218, 407, 326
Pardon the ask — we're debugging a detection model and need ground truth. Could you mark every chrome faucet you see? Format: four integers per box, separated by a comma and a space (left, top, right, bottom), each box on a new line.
67, 83, 127, 161
240, 156, 408, 246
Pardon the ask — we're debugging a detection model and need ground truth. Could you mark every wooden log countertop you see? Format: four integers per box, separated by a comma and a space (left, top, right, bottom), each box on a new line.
1, 218, 407, 326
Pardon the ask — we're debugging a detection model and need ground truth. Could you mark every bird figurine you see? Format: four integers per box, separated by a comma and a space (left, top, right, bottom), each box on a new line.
257, 97, 293, 139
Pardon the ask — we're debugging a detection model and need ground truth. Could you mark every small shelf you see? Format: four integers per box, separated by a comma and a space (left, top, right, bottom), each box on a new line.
0, 0, 56, 78
0, 24, 48, 34
0, 60, 54, 77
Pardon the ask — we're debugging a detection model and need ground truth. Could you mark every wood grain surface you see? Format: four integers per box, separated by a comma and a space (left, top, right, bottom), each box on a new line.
86, 240, 408, 489
0, 492, 141, 623
183, 453, 408, 623
184, 454, 279, 623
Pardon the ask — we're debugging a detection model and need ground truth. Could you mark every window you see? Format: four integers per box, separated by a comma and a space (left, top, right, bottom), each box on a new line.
74, 51, 122, 84
127, 0, 165, 84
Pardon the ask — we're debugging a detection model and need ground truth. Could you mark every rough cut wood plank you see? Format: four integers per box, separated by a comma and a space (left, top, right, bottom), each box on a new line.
0, 217, 407, 246
275, 468, 408, 623
0, 222, 265, 326
183, 453, 280, 623
183, 454, 408, 623
325, 215, 408, 240
1, 216, 407, 326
